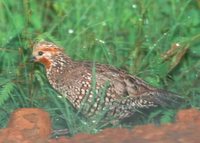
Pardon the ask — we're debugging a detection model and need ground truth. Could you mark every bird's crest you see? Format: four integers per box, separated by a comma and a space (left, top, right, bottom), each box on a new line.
33, 41, 64, 53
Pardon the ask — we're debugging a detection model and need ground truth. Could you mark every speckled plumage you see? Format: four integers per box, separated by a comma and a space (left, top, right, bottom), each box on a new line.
32, 41, 181, 121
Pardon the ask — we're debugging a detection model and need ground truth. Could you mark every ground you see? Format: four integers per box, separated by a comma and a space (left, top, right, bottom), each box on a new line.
0, 108, 199, 143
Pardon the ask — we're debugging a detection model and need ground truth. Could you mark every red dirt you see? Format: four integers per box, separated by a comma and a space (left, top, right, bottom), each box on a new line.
0, 108, 199, 143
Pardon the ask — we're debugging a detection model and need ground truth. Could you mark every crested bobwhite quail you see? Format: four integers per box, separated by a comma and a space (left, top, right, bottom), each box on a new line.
32, 41, 182, 121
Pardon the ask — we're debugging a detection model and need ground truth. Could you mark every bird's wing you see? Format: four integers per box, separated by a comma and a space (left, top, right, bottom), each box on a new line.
92, 63, 183, 108
75, 62, 183, 108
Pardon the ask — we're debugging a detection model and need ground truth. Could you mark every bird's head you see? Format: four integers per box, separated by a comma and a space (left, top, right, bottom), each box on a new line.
31, 41, 64, 69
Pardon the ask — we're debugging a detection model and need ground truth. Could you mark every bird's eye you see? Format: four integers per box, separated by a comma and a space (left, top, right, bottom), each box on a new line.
38, 51, 43, 56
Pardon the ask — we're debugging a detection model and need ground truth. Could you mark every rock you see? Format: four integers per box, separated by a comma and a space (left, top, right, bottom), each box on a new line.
176, 108, 200, 124
0, 108, 51, 143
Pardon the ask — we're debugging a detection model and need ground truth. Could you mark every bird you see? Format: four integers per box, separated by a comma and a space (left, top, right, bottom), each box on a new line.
31, 41, 182, 122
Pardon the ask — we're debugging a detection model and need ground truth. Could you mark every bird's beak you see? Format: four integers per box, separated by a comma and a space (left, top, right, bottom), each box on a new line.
30, 56, 37, 62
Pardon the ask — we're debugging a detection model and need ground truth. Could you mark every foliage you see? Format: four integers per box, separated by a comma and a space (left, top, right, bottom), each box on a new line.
0, 0, 199, 134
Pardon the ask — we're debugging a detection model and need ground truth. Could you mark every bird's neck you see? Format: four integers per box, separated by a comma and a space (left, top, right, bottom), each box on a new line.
46, 53, 73, 76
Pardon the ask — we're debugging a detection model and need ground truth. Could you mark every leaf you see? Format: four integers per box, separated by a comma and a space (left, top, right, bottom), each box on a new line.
0, 82, 15, 106
160, 110, 176, 124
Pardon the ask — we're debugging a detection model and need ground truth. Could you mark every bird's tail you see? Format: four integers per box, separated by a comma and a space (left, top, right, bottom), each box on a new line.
145, 89, 185, 108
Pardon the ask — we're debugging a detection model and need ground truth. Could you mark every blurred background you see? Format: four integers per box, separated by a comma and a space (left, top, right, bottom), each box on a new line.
0, 0, 199, 135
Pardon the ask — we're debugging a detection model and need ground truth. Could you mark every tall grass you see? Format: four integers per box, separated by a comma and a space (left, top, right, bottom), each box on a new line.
0, 0, 199, 135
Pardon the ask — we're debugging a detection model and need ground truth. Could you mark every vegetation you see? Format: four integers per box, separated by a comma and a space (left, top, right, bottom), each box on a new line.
0, 0, 199, 135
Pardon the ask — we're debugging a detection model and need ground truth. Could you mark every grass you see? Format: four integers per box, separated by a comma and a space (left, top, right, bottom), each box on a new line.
0, 0, 200, 135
